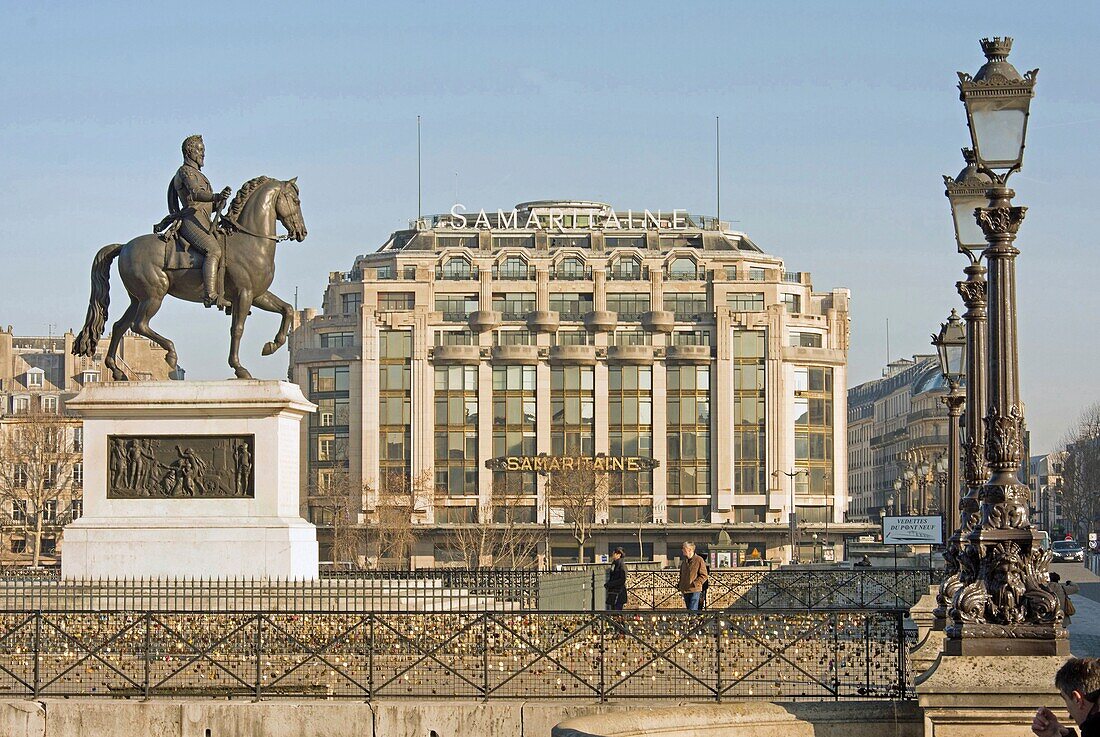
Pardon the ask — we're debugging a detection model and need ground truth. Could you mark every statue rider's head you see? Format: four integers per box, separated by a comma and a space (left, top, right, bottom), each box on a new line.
182, 135, 205, 168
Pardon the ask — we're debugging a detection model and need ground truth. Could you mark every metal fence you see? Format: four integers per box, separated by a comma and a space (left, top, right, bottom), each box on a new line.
0, 569, 939, 612
626, 569, 941, 611
0, 609, 912, 701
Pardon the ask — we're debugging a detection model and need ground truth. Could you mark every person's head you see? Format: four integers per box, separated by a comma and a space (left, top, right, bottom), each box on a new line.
1050, 571, 1061, 583
182, 134, 205, 167
682, 542, 695, 558
1055, 658, 1100, 726
611, 547, 625, 561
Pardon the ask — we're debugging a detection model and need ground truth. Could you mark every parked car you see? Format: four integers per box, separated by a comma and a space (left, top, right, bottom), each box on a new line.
1051, 540, 1085, 563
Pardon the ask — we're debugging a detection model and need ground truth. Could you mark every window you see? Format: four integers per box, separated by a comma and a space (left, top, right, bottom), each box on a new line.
666, 257, 700, 280
494, 256, 531, 280
667, 365, 711, 498
550, 292, 593, 320
748, 267, 766, 282
550, 235, 589, 250
434, 365, 479, 498
13, 465, 27, 489
375, 264, 395, 280
666, 505, 709, 523
320, 332, 355, 348
782, 293, 802, 314
73, 427, 83, 453
606, 293, 650, 321
70, 500, 82, 520
341, 292, 362, 315
436, 330, 474, 346
439, 256, 474, 280
789, 332, 822, 348
733, 331, 766, 495
551, 365, 594, 456
611, 328, 651, 346
492, 235, 534, 250
11, 500, 26, 522
608, 365, 652, 497
435, 294, 479, 322
12, 396, 29, 414
42, 500, 57, 523
82, 371, 100, 384
10, 539, 25, 554
672, 330, 711, 346
608, 256, 642, 280
554, 257, 589, 280
492, 292, 535, 321
553, 330, 590, 346
310, 365, 350, 393
378, 292, 415, 312
41, 395, 58, 414
26, 369, 44, 388
379, 331, 412, 492
73, 463, 83, 488
728, 292, 765, 312
795, 367, 834, 498
494, 329, 533, 346
438, 235, 478, 251
605, 236, 646, 251
492, 365, 537, 497
665, 293, 707, 321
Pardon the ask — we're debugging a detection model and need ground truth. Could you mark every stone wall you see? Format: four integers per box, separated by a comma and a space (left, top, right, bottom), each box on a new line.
0, 700, 920, 737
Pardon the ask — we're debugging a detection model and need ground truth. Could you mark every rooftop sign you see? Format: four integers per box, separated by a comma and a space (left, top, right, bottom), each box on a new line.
448, 204, 691, 232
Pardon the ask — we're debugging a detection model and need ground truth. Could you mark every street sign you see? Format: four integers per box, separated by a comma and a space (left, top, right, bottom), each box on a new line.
823, 547, 835, 562
882, 515, 943, 546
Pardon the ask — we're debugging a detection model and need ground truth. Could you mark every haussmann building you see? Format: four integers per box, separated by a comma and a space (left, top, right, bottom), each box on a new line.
288, 201, 863, 568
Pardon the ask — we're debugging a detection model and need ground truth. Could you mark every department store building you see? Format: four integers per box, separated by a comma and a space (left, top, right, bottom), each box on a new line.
289, 201, 861, 567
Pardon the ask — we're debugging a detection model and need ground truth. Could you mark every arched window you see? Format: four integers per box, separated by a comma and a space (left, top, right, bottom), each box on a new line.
555, 257, 587, 280
667, 257, 699, 280
609, 256, 641, 280
440, 257, 472, 280
496, 256, 530, 280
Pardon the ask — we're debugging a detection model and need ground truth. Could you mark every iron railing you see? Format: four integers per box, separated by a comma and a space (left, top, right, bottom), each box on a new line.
0, 569, 941, 613
626, 569, 941, 611
0, 609, 911, 700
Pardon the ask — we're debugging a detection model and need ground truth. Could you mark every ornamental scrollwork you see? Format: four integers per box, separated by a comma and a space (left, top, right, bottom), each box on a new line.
956, 278, 986, 307
975, 206, 1027, 238
984, 404, 1025, 469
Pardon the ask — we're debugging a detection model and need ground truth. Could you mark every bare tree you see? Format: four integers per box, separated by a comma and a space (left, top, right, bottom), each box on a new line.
306, 467, 361, 568
1060, 402, 1100, 540
545, 467, 608, 564
361, 468, 432, 569
0, 409, 80, 567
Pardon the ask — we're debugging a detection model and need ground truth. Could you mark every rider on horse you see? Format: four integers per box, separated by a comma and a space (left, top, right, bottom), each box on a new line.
155, 135, 232, 308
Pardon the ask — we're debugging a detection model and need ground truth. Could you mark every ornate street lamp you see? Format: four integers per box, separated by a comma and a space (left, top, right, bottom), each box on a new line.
944, 38, 1063, 656
933, 310, 966, 532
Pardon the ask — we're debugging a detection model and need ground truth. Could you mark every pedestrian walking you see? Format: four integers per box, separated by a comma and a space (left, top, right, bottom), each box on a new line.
604, 547, 628, 611
1032, 657, 1100, 737
677, 541, 708, 611
1050, 572, 1080, 625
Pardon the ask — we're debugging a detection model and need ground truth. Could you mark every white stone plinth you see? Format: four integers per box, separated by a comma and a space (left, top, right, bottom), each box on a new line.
62, 380, 319, 580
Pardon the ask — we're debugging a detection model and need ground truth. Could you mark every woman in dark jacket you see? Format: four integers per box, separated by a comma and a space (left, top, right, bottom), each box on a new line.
604, 548, 628, 610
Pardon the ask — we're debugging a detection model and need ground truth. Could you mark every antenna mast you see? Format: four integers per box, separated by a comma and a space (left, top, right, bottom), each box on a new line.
417, 115, 422, 222
715, 116, 721, 223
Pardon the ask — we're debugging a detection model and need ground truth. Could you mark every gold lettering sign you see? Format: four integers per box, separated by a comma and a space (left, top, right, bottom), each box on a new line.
486, 455, 659, 472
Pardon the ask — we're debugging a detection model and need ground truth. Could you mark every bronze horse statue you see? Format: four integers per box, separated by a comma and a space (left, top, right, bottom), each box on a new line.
73, 176, 307, 379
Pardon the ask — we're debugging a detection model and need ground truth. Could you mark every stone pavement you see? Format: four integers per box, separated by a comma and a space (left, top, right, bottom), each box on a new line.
1052, 561, 1100, 657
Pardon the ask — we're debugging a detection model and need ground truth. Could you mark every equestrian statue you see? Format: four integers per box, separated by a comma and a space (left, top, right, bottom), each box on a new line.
72, 135, 308, 379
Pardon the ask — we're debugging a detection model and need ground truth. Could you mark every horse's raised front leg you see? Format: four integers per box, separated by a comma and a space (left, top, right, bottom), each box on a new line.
252, 291, 295, 356
229, 289, 254, 379
105, 298, 140, 381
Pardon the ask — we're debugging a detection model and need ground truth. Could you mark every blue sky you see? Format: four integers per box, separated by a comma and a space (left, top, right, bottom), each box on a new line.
1, 1, 1096, 453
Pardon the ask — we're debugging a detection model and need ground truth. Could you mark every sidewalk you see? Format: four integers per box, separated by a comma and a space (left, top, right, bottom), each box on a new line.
1068, 585, 1100, 657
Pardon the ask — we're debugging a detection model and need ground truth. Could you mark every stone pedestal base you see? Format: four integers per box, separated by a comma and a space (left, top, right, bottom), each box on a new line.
944, 623, 1069, 656
919, 655, 1069, 737
61, 380, 319, 580
63, 517, 319, 579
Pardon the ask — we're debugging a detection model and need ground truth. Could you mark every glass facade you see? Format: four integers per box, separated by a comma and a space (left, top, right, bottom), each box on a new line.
608, 365, 652, 497
667, 364, 711, 499
606, 293, 650, 321
378, 331, 411, 492
492, 365, 537, 496
551, 366, 594, 456
794, 366, 834, 499
733, 331, 766, 494
434, 365, 478, 498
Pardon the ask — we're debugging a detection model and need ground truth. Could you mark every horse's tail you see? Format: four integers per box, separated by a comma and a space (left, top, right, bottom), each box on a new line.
72, 243, 124, 358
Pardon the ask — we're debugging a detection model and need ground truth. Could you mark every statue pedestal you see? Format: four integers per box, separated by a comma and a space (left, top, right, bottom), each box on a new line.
61, 380, 319, 580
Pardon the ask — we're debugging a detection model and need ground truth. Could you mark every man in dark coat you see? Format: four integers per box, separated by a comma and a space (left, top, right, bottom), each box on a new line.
604, 547, 627, 611
1033, 658, 1100, 737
